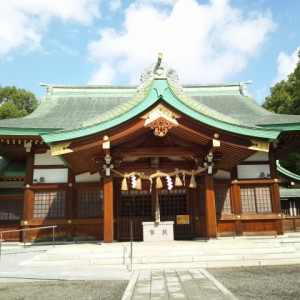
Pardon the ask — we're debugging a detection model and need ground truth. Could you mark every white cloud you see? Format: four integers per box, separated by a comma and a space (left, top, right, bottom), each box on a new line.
273, 46, 300, 83
87, 0, 275, 85
109, 0, 122, 11
137, 0, 179, 4
88, 64, 116, 85
0, 0, 100, 56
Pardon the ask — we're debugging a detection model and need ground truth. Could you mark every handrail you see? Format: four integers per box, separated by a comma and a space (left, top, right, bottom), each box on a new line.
0, 225, 57, 262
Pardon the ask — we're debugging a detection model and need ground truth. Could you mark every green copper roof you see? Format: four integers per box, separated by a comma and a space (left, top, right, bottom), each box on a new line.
279, 188, 300, 199
277, 160, 300, 182
0, 60, 300, 143
40, 79, 281, 143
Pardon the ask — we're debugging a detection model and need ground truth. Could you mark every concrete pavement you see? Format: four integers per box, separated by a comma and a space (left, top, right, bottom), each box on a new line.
0, 242, 238, 299
1, 233, 300, 298
122, 269, 237, 300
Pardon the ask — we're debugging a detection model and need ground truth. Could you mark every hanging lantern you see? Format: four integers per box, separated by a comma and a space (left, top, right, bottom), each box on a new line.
156, 176, 163, 188
135, 177, 142, 190
189, 174, 197, 188
175, 173, 182, 186
121, 177, 128, 191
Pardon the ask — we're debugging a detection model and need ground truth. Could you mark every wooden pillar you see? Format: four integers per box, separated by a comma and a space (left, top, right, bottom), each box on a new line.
231, 167, 243, 236
231, 183, 243, 236
66, 169, 75, 241
23, 151, 34, 221
104, 175, 114, 243
204, 172, 217, 238
271, 182, 284, 235
269, 144, 284, 235
22, 151, 34, 242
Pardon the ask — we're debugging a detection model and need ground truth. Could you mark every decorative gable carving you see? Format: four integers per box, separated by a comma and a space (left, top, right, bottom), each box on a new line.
143, 105, 179, 137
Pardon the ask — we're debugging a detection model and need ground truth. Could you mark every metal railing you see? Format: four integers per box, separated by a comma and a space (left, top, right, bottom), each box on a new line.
0, 225, 57, 262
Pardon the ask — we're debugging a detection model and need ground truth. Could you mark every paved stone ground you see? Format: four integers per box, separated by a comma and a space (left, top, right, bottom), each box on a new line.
208, 264, 300, 300
0, 265, 299, 299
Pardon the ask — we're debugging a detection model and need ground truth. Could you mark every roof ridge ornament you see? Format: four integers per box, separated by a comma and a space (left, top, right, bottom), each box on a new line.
137, 53, 183, 92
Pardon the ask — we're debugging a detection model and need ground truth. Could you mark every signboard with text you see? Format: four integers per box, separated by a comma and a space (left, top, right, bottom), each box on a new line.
176, 215, 190, 225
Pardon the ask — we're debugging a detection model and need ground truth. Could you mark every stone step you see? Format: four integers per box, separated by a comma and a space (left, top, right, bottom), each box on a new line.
18, 236, 300, 268
26, 247, 296, 261
21, 250, 300, 267
131, 257, 300, 270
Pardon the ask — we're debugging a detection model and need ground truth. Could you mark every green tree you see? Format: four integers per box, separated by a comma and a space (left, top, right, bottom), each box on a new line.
262, 50, 300, 175
0, 86, 38, 119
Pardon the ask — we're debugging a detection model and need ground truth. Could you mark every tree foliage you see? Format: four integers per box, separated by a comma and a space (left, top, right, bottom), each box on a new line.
0, 86, 38, 119
263, 50, 300, 114
262, 50, 300, 175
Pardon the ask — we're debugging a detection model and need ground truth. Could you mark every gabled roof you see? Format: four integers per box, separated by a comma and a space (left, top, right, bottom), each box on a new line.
0, 60, 300, 144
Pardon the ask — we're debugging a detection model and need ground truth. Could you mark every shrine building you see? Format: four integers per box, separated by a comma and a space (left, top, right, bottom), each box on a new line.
1, 55, 300, 242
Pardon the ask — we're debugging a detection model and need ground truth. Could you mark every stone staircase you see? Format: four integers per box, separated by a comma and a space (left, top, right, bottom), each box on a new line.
19, 234, 300, 270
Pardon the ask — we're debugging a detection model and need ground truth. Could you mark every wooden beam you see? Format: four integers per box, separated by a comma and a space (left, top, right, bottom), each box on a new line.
206, 139, 220, 153
112, 147, 205, 158
178, 119, 255, 150
117, 161, 194, 171
68, 119, 146, 152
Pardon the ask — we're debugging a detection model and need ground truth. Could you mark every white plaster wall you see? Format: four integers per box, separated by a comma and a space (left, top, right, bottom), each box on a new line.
33, 169, 68, 183
34, 150, 64, 165
237, 165, 270, 179
244, 152, 269, 162
75, 172, 101, 183
214, 170, 230, 180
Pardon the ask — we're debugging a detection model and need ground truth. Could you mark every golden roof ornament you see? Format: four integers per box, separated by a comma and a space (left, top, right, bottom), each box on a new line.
137, 53, 183, 92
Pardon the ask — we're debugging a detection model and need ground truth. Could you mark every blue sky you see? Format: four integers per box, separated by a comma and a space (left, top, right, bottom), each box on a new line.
0, 0, 299, 104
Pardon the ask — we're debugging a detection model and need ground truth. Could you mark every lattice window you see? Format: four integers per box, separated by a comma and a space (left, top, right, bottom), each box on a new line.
0, 199, 23, 220
215, 186, 232, 214
241, 186, 272, 213
159, 189, 187, 216
255, 186, 272, 212
121, 190, 151, 217
34, 191, 65, 218
76, 189, 103, 218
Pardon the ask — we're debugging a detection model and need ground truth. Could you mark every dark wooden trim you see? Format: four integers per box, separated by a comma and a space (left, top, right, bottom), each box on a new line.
25, 152, 34, 185
220, 213, 283, 220
34, 165, 68, 169
231, 179, 280, 185
73, 182, 102, 189
238, 161, 270, 165
68, 119, 146, 152
20, 218, 104, 226
26, 184, 68, 190
112, 147, 205, 158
